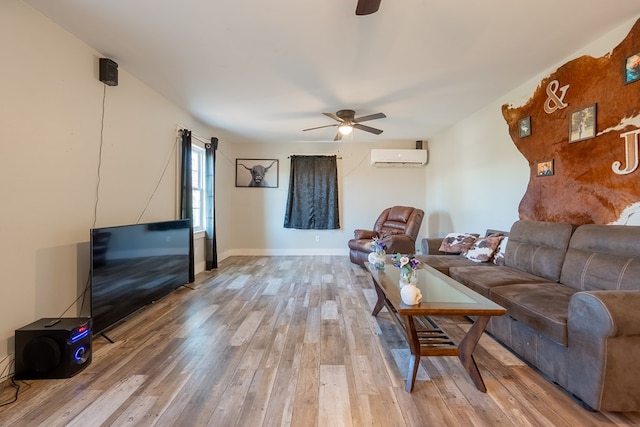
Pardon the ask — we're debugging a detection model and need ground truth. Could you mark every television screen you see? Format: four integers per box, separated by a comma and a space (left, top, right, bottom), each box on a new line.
90, 219, 191, 335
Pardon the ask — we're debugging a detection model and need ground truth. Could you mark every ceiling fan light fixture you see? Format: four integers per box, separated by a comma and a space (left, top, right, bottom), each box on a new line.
304, 109, 385, 138
338, 123, 353, 135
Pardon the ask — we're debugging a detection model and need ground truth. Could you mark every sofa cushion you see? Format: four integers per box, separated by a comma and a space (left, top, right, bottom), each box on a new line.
417, 254, 486, 275
490, 283, 577, 346
374, 206, 424, 242
438, 233, 478, 254
560, 224, 640, 292
449, 265, 550, 298
505, 220, 574, 282
462, 235, 503, 263
379, 229, 404, 239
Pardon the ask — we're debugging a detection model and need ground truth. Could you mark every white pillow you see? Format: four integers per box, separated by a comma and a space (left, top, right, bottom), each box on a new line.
463, 236, 503, 263
438, 233, 478, 254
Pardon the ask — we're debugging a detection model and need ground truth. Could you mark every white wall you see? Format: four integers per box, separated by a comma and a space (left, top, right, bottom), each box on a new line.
425, 15, 640, 237
221, 141, 428, 258
0, 0, 220, 378
424, 101, 528, 236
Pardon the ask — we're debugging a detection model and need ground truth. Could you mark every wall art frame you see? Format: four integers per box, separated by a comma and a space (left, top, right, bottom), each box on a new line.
518, 116, 532, 138
625, 52, 640, 85
569, 104, 597, 143
536, 159, 554, 177
235, 158, 279, 188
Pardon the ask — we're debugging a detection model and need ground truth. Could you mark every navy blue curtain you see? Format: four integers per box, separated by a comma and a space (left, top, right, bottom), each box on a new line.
284, 155, 340, 230
180, 129, 195, 283
205, 138, 218, 270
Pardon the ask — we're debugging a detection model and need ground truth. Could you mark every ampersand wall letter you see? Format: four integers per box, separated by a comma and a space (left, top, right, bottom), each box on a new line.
544, 80, 570, 114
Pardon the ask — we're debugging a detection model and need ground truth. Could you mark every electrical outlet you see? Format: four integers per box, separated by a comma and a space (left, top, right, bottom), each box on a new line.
315, 235, 320, 242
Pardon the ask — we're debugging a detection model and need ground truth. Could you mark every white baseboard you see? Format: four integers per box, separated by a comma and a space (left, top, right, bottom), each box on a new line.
195, 261, 206, 274
220, 248, 349, 259
195, 249, 349, 273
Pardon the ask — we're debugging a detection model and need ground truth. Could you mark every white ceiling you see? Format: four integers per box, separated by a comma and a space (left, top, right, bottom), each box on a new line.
23, 0, 640, 144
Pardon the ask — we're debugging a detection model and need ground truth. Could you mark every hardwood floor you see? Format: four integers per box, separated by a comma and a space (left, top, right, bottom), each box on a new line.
1, 256, 639, 426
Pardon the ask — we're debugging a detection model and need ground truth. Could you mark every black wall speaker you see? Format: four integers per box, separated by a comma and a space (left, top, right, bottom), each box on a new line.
416, 140, 423, 149
15, 318, 92, 380
99, 58, 118, 86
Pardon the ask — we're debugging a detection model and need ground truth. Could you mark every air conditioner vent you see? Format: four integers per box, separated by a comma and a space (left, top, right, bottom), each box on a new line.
370, 149, 428, 167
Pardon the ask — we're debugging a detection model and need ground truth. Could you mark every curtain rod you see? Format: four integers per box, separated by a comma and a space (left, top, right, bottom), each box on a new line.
177, 125, 210, 144
191, 133, 210, 144
287, 154, 342, 159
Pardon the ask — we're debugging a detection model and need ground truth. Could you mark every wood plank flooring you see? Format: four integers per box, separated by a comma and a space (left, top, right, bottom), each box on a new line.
1, 256, 639, 426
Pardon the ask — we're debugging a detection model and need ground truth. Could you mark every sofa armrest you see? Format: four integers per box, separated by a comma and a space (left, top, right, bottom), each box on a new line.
353, 229, 378, 240
420, 238, 445, 255
569, 290, 640, 338
566, 290, 640, 411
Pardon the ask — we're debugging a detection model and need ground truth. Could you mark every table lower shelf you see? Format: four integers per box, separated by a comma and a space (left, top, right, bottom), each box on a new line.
412, 315, 459, 356
374, 294, 490, 393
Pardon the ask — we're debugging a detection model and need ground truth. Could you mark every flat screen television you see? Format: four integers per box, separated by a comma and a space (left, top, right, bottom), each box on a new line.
90, 219, 191, 335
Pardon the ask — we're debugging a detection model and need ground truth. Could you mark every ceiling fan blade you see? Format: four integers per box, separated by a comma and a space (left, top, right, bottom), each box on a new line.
353, 123, 383, 135
353, 112, 386, 123
322, 112, 343, 122
334, 131, 343, 141
355, 0, 381, 15
303, 124, 338, 132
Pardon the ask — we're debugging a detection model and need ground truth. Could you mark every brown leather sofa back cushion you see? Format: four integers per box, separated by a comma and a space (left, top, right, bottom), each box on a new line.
505, 220, 574, 282
560, 224, 640, 292
373, 206, 424, 241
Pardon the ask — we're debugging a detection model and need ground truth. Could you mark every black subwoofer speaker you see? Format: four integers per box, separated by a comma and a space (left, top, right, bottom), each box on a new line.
15, 317, 92, 380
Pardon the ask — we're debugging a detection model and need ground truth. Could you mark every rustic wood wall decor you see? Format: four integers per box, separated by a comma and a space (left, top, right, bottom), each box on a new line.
502, 18, 640, 225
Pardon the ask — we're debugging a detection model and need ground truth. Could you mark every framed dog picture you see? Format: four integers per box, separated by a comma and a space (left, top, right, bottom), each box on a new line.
235, 159, 279, 188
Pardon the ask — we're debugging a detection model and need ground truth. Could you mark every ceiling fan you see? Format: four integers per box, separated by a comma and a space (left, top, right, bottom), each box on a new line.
356, 0, 381, 15
303, 109, 386, 141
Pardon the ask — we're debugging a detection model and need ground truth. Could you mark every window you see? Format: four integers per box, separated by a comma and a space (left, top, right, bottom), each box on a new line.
191, 144, 205, 232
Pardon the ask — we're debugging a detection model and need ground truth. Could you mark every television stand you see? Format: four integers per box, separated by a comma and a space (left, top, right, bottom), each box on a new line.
99, 332, 114, 343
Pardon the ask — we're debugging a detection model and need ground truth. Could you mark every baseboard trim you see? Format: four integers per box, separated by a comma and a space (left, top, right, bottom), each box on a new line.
223, 248, 349, 257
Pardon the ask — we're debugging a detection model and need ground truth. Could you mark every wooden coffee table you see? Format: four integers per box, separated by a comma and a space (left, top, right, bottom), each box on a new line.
367, 262, 506, 393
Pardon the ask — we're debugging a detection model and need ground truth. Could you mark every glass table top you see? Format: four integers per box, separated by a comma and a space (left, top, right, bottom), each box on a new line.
368, 262, 506, 315
383, 266, 475, 304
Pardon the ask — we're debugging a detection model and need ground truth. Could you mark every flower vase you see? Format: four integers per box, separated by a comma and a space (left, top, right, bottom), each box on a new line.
399, 268, 417, 287
400, 282, 422, 305
368, 251, 386, 269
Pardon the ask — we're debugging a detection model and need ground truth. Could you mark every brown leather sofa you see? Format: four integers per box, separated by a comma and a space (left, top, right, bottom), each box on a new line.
348, 206, 424, 266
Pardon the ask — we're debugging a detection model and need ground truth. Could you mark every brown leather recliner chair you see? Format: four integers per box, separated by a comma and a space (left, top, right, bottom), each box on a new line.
348, 206, 424, 266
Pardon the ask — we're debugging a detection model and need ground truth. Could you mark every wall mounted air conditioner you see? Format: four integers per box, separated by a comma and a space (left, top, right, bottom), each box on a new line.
370, 149, 428, 167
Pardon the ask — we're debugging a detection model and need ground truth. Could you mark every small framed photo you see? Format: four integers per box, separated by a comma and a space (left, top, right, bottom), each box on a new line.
235, 159, 279, 188
569, 104, 597, 143
625, 52, 640, 85
519, 116, 531, 138
536, 160, 554, 177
